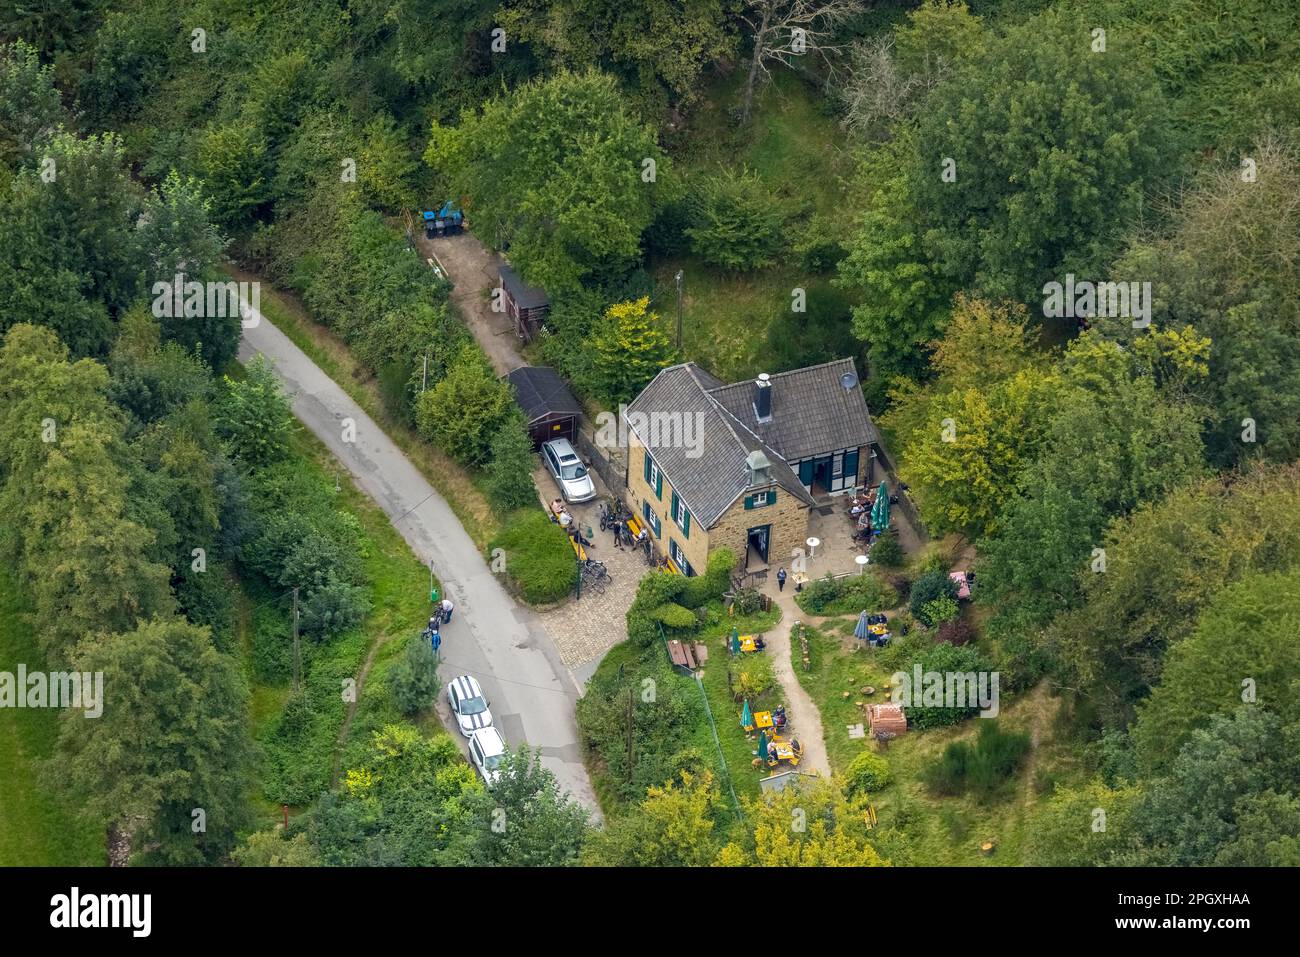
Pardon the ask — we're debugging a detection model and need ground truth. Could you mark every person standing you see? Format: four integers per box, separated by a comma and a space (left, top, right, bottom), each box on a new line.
777, 567, 787, 592
441, 597, 454, 623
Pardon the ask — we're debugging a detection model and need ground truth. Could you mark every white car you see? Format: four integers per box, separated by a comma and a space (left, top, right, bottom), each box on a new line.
447, 674, 493, 737
542, 438, 596, 503
468, 727, 508, 787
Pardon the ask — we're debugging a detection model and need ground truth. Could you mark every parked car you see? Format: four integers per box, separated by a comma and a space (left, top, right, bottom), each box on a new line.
468, 727, 508, 787
447, 674, 493, 737
542, 437, 596, 503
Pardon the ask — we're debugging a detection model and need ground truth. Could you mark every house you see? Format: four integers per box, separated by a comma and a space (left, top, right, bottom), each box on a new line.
504, 366, 582, 449
867, 703, 908, 737
499, 264, 549, 342
623, 359, 878, 577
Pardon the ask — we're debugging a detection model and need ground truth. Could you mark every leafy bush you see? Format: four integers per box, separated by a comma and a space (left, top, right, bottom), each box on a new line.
649, 602, 696, 629
734, 651, 775, 700
416, 344, 516, 467
490, 509, 578, 605
300, 578, 371, 639
684, 166, 786, 271
899, 641, 996, 730
681, 548, 735, 608
217, 356, 294, 466
387, 636, 442, 716
484, 416, 541, 512
797, 572, 898, 615
845, 751, 892, 796
924, 721, 1030, 801
909, 568, 958, 625
921, 596, 959, 627
936, 617, 974, 646
869, 530, 903, 567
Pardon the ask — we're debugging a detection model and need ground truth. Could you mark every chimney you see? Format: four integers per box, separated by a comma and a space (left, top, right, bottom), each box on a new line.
754, 373, 772, 422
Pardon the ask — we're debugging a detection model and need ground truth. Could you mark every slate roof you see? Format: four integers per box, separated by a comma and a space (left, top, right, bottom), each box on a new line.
708, 358, 878, 462
504, 366, 581, 423
627, 358, 879, 528
499, 264, 548, 309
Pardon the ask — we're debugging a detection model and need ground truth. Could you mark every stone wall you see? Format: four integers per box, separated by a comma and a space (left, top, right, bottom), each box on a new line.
712, 485, 810, 575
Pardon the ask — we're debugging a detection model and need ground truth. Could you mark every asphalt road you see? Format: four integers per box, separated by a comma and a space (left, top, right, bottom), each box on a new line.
238, 305, 600, 818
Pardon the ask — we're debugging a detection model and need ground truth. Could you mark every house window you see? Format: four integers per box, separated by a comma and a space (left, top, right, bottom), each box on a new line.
745, 490, 777, 510
643, 451, 663, 499
642, 501, 661, 537
670, 540, 694, 577
670, 491, 691, 537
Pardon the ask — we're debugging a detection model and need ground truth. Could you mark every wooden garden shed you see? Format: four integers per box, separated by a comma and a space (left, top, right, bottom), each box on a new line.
867, 703, 908, 737
500, 264, 549, 342
504, 366, 582, 449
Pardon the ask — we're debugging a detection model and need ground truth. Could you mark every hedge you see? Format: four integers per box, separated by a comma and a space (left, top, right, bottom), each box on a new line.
490, 509, 578, 605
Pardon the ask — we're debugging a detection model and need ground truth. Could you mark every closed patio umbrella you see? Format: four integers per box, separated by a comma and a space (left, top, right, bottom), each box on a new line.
757, 730, 770, 761
741, 697, 753, 731
854, 610, 870, 640
730, 628, 741, 655
872, 481, 890, 534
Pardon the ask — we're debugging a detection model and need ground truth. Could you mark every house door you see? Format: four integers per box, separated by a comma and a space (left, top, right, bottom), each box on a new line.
747, 525, 771, 567
811, 456, 833, 494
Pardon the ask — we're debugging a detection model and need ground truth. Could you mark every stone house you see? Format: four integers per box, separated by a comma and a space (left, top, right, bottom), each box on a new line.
623, 359, 878, 577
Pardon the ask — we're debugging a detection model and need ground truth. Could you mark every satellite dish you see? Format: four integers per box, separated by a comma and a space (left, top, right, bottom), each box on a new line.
840, 371, 859, 390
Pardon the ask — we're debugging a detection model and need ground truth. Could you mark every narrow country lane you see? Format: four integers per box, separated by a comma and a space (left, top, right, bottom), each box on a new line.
237, 304, 600, 818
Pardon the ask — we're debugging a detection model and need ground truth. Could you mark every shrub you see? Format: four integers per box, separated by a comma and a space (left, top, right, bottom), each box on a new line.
681, 548, 734, 608
649, 602, 696, 629
684, 166, 786, 271
924, 721, 1030, 801
909, 568, 958, 625
734, 651, 775, 700
415, 344, 515, 467
899, 641, 995, 730
797, 572, 897, 615
869, 530, 903, 567
921, 596, 959, 628
936, 617, 974, 646
300, 578, 371, 639
845, 751, 892, 796
484, 416, 541, 512
730, 586, 765, 616
387, 635, 441, 716
490, 509, 578, 605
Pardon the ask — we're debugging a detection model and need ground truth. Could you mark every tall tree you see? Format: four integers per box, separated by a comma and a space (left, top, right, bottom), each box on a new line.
57, 616, 256, 865
425, 70, 666, 291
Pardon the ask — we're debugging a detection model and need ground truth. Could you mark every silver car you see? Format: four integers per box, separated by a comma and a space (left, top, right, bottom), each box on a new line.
542, 438, 596, 503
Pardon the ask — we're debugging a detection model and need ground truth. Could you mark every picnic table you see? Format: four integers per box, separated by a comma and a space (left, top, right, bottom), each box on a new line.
738, 634, 765, 653
767, 736, 803, 767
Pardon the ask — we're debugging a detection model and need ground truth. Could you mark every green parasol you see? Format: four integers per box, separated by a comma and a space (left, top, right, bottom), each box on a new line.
757, 730, 770, 760
872, 481, 890, 534
730, 628, 741, 654
741, 697, 753, 730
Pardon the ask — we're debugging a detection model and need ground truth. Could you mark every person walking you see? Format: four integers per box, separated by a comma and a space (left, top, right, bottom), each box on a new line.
777, 567, 787, 592
441, 597, 454, 623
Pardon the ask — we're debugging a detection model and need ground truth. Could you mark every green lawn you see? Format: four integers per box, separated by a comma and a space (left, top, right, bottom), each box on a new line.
790, 614, 1086, 865
0, 578, 104, 865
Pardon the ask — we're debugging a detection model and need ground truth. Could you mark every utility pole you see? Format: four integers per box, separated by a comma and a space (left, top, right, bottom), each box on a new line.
291, 587, 301, 692
422, 353, 429, 393
674, 270, 684, 350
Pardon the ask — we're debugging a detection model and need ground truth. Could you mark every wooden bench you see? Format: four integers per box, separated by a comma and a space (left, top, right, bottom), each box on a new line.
667, 639, 698, 670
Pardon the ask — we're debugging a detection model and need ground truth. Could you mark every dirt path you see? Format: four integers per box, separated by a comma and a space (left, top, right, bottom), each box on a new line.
416, 230, 522, 376
764, 588, 832, 778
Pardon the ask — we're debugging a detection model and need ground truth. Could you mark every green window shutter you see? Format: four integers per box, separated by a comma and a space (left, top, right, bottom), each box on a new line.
768, 490, 777, 506
655, 470, 663, 498
683, 508, 690, 538
671, 491, 678, 520
643, 451, 651, 484
744, 494, 754, 510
